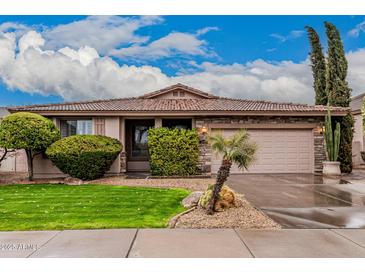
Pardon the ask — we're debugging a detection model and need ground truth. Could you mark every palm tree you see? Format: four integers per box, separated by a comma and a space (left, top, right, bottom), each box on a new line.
207, 130, 257, 215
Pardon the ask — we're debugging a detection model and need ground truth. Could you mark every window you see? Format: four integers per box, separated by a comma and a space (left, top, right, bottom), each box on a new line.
173, 91, 178, 97
60, 119, 92, 138
162, 119, 192, 130
179, 91, 185, 97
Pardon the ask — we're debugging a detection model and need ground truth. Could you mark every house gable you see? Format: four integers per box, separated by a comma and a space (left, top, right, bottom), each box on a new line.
139, 83, 217, 99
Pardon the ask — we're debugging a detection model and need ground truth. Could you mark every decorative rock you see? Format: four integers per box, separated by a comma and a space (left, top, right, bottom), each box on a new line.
199, 185, 237, 212
64, 176, 84, 185
182, 191, 203, 208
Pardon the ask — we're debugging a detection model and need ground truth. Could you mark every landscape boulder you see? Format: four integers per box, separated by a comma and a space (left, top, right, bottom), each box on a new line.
199, 185, 237, 212
182, 191, 203, 208
64, 176, 84, 185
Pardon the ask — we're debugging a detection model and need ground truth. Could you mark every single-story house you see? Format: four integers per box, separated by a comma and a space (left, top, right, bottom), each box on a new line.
0, 107, 27, 173
350, 93, 365, 166
8, 83, 349, 179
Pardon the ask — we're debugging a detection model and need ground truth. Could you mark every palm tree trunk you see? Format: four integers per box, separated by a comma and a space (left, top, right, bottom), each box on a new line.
207, 159, 232, 215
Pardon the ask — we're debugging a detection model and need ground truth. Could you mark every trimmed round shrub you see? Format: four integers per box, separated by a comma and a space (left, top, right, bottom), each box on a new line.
0, 112, 61, 180
46, 135, 122, 180
0, 112, 60, 151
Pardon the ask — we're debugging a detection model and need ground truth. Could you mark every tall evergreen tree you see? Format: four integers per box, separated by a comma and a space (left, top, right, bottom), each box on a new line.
325, 21, 354, 173
305, 26, 327, 105
325, 22, 351, 107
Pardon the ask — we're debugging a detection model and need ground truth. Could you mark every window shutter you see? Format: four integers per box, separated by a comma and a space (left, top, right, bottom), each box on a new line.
60, 120, 68, 138
94, 118, 105, 135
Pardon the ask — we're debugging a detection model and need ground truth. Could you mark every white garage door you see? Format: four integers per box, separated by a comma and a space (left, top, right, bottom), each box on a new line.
211, 129, 314, 174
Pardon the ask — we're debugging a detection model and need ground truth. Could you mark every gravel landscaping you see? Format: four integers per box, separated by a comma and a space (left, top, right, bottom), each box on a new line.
0, 174, 214, 191
90, 176, 214, 191
170, 195, 281, 230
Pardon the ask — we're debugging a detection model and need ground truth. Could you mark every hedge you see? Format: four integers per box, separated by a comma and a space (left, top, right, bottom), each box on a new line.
148, 127, 200, 176
46, 135, 122, 180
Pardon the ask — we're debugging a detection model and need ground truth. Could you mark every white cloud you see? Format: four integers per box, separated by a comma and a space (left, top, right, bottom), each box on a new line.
0, 31, 171, 100
1, 30, 365, 104
266, 48, 277, 52
270, 30, 305, 43
175, 60, 314, 104
18, 31, 44, 53
345, 48, 365, 96
0, 17, 218, 61
43, 16, 163, 55
111, 28, 217, 60
58, 46, 99, 66
348, 19, 365, 37
0, 22, 30, 35
195, 26, 219, 36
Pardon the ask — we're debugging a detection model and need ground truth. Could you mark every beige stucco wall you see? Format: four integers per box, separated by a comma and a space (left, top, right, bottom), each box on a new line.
33, 117, 66, 179
33, 153, 65, 179
352, 113, 364, 166
0, 149, 27, 172
104, 117, 121, 174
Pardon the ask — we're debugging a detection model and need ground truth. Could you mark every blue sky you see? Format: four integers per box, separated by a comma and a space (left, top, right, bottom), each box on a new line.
0, 15, 365, 106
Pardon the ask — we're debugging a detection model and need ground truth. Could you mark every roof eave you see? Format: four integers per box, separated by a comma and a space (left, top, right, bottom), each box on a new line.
8, 109, 349, 117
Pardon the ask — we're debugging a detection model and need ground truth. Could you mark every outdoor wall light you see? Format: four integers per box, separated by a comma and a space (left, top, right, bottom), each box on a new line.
315, 126, 324, 135
200, 126, 208, 135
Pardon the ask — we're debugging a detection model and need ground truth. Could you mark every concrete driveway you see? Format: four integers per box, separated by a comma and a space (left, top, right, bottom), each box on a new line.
227, 173, 365, 228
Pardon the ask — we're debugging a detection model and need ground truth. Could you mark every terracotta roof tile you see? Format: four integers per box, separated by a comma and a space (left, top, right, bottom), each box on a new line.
7, 84, 349, 114
8, 97, 349, 114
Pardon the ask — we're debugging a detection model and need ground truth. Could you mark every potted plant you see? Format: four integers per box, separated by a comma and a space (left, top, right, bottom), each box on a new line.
323, 106, 341, 176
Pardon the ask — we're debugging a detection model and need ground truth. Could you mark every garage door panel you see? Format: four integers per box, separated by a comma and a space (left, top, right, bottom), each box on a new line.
211, 129, 313, 174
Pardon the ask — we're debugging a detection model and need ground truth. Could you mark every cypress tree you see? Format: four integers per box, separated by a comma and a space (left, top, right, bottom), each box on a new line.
325, 21, 354, 173
305, 26, 327, 105
325, 22, 351, 107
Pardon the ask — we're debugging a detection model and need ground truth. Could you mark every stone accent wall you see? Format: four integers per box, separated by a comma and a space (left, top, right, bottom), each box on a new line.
196, 116, 324, 126
120, 151, 127, 173
314, 131, 326, 173
197, 135, 212, 175
195, 116, 326, 174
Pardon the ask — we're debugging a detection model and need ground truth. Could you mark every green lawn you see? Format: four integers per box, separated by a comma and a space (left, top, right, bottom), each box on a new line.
0, 184, 190, 231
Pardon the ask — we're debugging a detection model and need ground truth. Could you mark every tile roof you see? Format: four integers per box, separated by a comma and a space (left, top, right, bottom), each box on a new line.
8, 97, 349, 114
139, 83, 217, 99
7, 84, 349, 115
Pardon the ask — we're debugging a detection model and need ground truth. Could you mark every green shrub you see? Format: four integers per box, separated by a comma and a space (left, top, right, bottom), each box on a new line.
46, 135, 122, 180
0, 112, 60, 151
148, 127, 200, 176
0, 112, 61, 180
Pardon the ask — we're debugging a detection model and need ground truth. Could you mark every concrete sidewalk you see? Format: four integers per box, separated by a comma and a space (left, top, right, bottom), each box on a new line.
1, 228, 365, 258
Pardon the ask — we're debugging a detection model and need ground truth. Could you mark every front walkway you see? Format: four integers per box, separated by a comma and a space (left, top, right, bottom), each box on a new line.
1, 228, 365, 258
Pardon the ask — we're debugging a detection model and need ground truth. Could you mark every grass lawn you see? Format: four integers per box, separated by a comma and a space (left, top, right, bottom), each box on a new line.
0, 184, 190, 231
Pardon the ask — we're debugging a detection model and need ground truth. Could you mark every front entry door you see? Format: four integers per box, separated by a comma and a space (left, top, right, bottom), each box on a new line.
126, 119, 155, 171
